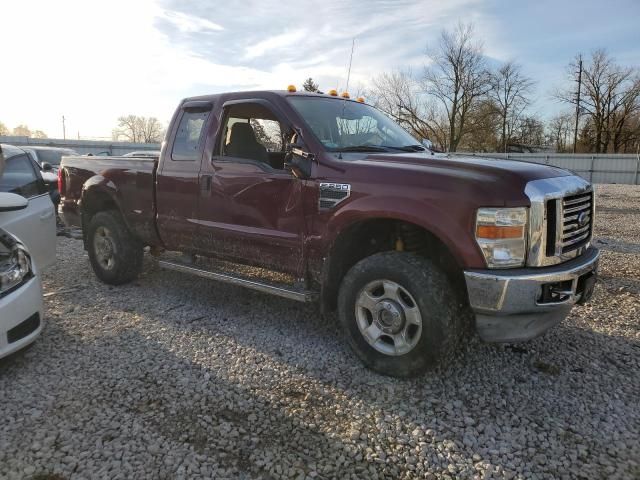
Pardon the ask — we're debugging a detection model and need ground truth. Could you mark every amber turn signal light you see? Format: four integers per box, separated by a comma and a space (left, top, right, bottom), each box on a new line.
476, 225, 524, 239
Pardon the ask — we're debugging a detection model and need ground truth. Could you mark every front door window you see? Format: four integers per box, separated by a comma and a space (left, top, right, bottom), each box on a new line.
220, 103, 292, 171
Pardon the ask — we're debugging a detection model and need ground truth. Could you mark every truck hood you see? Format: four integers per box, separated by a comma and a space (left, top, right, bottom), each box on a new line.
340, 152, 574, 207
360, 152, 571, 183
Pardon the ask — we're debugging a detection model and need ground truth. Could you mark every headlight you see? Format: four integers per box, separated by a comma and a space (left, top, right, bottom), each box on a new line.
0, 230, 33, 296
475, 207, 527, 268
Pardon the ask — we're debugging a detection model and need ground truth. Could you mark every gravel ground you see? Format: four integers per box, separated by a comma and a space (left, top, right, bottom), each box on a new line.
1, 184, 639, 480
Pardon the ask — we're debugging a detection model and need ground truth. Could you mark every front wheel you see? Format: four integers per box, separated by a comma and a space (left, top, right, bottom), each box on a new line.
338, 252, 464, 377
86, 210, 143, 285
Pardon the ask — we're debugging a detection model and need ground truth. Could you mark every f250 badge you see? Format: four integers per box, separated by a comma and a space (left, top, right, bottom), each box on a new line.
319, 183, 351, 210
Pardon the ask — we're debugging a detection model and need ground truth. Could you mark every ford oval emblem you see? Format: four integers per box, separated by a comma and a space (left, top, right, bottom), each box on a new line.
577, 211, 589, 227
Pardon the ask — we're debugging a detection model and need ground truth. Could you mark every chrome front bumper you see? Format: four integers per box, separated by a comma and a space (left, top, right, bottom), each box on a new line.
464, 247, 600, 342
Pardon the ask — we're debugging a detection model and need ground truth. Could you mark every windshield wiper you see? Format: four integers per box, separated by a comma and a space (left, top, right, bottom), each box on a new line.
335, 145, 391, 153
378, 144, 427, 152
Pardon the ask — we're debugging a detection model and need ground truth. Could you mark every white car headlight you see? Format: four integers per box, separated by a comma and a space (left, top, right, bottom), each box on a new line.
475, 207, 528, 268
0, 231, 33, 296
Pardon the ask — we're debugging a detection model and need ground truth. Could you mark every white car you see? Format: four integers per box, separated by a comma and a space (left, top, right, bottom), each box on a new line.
0, 145, 56, 358
0, 144, 56, 270
0, 221, 43, 358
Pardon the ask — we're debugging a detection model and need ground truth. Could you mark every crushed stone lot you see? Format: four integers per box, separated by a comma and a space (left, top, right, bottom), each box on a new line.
1, 184, 639, 480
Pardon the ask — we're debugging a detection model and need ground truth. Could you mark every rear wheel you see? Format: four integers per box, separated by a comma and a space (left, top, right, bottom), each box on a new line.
87, 210, 143, 285
338, 252, 463, 377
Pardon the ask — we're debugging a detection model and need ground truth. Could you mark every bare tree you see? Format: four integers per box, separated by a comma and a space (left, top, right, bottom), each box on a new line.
488, 61, 534, 152
547, 112, 574, 152
13, 125, 31, 137
302, 78, 319, 92
113, 115, 140, 142
139, 117, 164, 143
32, 130, 48, 139
369, 71, 441, 144
555, 49, 640, 153
610, 86, 640, 152
114, 115, 164, 143
422, 22, 491, 151
460, 99, 500, 152
0, 122, 9, 136
514, 116, 545, 147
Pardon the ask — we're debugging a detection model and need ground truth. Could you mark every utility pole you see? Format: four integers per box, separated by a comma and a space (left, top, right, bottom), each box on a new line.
572, 55, 582, 154
62, 115, 66, 140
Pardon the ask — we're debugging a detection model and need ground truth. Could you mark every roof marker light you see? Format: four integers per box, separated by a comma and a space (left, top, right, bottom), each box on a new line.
287, 85, 297, 92
328, 89, 338, 96
341, 92, 350, 98
356, 97, 365, 103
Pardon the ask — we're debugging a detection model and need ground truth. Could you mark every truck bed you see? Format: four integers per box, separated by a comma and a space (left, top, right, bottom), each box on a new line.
59, 156, 159, 245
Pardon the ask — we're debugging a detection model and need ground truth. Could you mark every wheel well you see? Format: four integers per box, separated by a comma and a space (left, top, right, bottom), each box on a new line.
321, 219, 465, 312
80, 190, 118, 243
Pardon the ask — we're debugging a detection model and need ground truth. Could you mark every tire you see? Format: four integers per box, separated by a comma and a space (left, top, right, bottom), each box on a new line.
86, 210, 143, 285
337, 252, 464, 377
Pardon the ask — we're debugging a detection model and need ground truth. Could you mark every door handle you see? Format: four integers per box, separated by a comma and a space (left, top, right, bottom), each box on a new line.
200, 175, 212, 196
40, 211, 54, 220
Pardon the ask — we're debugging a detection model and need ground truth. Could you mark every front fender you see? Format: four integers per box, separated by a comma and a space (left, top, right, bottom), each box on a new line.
325, 194, 484, 268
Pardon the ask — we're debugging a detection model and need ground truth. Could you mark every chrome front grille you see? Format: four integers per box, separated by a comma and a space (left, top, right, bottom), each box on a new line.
525, 176, 594, 267
560, 192, 593, 253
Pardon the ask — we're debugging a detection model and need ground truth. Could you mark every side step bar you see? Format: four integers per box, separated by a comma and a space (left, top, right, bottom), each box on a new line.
158, 260, 318, 303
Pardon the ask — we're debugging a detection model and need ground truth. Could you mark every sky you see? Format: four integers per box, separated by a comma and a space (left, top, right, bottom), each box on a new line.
1, 0, 639, 140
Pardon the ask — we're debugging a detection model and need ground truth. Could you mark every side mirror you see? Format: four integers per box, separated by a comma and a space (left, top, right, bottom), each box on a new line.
285, 144, 313, 179
421, 138, 433, 150
41, 162, 53, 171
0, 192, 29, 212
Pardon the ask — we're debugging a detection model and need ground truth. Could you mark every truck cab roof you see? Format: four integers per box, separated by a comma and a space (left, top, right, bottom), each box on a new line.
182, 90, 366, 105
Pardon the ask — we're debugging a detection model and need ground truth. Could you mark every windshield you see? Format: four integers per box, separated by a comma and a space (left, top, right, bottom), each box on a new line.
288, 96, 423, 153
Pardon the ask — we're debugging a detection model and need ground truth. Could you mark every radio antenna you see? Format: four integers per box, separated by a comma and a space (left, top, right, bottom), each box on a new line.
345, 38, 355, 93
337, 38, 356, 161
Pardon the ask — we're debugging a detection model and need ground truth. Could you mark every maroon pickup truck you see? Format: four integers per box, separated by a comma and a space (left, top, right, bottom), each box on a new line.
59, 89, 599, 377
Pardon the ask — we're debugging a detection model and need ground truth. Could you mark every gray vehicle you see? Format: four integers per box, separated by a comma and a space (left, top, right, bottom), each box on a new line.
19, 146, 78, 174
18, 146, 77, 214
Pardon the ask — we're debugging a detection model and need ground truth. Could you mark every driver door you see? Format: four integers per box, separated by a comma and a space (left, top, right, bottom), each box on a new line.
196, 100, 305, 277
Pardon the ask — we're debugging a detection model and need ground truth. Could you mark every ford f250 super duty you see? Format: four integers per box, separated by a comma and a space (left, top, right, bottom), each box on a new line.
58, 88, 599, 377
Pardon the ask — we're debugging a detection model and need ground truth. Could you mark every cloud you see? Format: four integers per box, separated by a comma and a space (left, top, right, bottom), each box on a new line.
244, 30, 307, 60
1, 0, 638, 137
158, 10, 224, 33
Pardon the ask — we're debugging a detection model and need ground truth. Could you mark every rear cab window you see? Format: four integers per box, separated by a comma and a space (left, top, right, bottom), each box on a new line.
171, 110, 210, 161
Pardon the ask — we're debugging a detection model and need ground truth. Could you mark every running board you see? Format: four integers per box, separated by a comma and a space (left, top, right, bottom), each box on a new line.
157, 260, 318, 303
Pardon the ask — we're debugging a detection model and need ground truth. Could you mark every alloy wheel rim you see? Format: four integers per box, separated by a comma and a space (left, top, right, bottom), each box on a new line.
354, 279, 422, 356
94, 226, 116, 271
